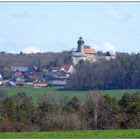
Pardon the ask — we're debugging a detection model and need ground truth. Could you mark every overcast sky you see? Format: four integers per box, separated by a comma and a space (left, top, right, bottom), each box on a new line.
0, 2, 140, 54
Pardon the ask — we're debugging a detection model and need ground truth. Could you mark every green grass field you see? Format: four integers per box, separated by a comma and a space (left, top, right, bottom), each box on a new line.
0, 129, 139, 138
0, 87, 140, 104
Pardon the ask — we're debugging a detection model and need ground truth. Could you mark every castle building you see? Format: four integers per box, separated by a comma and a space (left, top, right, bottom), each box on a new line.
72, 37, 116, 65
72, 37, 97, 65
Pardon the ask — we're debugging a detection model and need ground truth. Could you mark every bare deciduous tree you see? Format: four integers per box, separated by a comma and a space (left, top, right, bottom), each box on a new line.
82, 91, 103, 129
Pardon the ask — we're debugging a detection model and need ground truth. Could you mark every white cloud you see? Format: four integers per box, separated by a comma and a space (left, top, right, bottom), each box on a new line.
93, 41, 117, 53
107, 9, 122, 19
0, 37, 41, 54
107, 9, 130, 20
103, 41, 117, 53
22, 46, 41, 54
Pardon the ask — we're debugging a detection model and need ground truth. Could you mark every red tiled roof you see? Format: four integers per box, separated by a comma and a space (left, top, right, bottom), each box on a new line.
15, 72, 23, 76
62, 64, 71, 71
84, 48, 96, 54
50, 64, 72, 72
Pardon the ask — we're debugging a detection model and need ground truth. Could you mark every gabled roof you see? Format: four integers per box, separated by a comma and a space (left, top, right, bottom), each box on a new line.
50, 64, 72, 72
84, 48, 96, 54
14, 72, 23, 76
105, 51, 116, 56
62, 64, 72, 71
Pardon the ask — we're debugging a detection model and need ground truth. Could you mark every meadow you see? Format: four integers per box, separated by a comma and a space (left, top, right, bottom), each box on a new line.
0, 86, 140, 104
0, 129, 140, 138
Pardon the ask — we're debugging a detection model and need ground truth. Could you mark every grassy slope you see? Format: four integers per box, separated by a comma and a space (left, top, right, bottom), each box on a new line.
0, 87, 140, 104
0, 130, 140, 138
0, 87, 88, 104
100, 88, 140, 98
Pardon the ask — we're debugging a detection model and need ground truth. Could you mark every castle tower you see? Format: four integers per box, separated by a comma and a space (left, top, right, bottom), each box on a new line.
77, 37, 85, 52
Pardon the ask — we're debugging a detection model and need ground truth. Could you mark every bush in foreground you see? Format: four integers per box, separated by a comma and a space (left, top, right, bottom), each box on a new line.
0, 92, 139, 131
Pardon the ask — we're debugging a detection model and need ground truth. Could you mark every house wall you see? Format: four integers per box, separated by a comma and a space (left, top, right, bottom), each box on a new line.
72, 54, 96, 65
68, 65, 75, 74
86, 54, 96, 62
72, 56, 86, 65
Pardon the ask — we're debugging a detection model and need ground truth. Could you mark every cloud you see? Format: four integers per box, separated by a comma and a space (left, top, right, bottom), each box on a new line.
22, 46, 41, 54
93, 41, 117, 53
107, 9, 122, 19
0, 37, 41, 54
104, 41, 117, 52
107, 9, 130, 20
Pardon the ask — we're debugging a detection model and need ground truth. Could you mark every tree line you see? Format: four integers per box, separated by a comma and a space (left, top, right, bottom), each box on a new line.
0, 91, 139, 131
67, 52, 140, 90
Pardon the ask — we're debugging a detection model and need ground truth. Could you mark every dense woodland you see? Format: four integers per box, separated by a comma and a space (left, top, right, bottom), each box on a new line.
67, 52, 140, 90
0, 51, 71, 67
0, 91, 139, 131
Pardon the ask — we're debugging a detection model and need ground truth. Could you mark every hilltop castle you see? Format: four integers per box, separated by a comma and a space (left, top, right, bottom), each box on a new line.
72, 37, 116, 65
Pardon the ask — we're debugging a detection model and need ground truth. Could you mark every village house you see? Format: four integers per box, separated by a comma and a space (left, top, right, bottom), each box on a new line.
96, 51, 116, 61
50, 64, 75, 74
10, 66, 41, 86
43, 64, 74, 86
12, 71, 24, 82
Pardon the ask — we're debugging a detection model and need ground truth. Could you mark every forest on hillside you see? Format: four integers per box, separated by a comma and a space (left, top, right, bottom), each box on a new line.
0, 51, 71, 67
67, 52, 140, 90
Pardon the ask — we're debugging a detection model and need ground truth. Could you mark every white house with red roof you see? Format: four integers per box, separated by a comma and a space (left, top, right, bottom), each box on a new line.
44, 64, 75, 86
50, 64, 75, 74
61, 64, 74, 73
